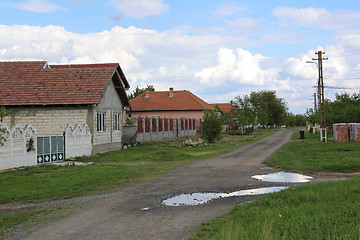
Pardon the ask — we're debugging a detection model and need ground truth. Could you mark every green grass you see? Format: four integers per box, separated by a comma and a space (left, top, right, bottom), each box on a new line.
0, 205, 77, 240
190, 177, 360, 240
265, 131, 360, 173
0, 129, 278, 239
0, 129, 277, 204
190, 130, 360, 240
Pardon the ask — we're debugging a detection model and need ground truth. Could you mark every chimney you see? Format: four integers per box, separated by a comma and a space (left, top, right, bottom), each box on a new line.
169, 87, 174, 97
145, 89, 150, 98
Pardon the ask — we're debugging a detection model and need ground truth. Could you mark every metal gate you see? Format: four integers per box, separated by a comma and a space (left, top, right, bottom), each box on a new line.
37, 136, 64, 164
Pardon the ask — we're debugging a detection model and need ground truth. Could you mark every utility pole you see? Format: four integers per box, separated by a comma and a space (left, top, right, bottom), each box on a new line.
313, 51, 328, 142
313, 93, 317, 113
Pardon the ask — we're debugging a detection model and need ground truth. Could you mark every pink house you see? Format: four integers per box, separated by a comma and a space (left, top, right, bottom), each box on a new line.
128, 88, 212, 132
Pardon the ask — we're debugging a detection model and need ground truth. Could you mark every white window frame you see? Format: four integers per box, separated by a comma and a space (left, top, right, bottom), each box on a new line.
97, 112, 105, 132
113, 113, 121, 131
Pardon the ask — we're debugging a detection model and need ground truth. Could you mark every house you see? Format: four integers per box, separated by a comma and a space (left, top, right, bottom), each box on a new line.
209, 103, 234, 114
0, 61, 130, 169
210, 103, 238, 131
127, 88, 212, 132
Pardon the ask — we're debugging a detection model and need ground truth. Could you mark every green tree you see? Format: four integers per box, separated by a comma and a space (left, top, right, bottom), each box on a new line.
0, 105, 9, 145
201, 109, 223, 143
285, 113, 307, 127
231, 95, 255, 127
306, 93, 360, 126
325, 93, 360, 125
127, 85, 155, 100
232, 90, 287, 126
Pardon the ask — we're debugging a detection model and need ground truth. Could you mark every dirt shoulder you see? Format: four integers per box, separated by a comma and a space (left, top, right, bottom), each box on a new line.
12, 129, 349, 240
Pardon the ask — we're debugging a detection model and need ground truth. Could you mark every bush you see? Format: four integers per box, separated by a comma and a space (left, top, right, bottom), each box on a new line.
201, 109, 223, 143
125, 117, 134, 126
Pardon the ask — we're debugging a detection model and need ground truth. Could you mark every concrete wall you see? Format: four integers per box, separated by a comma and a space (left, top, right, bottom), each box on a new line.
0, 124, 37, 169
135, 117, 197, 142
65, 124, 91, 158
128, 110, 203, 132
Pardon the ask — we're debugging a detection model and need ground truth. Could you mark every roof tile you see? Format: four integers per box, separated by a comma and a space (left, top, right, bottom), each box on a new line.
0, 61, 128, 106
130, 90, 212, 111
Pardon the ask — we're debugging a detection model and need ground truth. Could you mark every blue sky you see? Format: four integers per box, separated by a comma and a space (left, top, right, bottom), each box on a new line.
1, 0, 360, 114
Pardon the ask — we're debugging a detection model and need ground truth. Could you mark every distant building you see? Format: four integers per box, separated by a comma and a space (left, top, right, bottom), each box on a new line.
127, 88, 212, 132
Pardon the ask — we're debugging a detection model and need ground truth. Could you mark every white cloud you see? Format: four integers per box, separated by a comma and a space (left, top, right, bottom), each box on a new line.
195, 48, 280, 86
0, 25, 149, 71
225, 17, 262, 34
272, 7, 360, 32
214, 3, 246, 17
272, 7, 333, 28
1, 23, 359, 114
110, 0, 168, 18
15, 0, 64, 13
282, 47, 349, 84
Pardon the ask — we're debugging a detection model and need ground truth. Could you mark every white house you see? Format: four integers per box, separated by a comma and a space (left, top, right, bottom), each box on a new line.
0, 61, 130, 169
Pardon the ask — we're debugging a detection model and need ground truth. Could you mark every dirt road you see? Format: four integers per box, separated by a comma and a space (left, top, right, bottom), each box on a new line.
16, 129, 308, 240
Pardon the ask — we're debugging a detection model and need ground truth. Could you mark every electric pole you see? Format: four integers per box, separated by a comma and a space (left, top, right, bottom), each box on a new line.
312, 51, 328, 142
314, 93, 317, 113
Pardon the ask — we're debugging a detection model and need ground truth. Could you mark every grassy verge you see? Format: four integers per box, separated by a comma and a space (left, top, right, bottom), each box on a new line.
265, 131, 360, 173
190, 177, 360, 240
190, 131, 360, 239
0, 129, 276, 205
0, 205, 78, 240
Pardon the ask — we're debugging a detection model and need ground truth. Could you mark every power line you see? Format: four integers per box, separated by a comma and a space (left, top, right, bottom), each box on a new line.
312, 85, 358, 90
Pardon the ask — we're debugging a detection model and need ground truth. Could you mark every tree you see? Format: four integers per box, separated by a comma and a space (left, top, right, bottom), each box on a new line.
326, 93, 360, 125
306, 93, 360, 126
0, 105, 9, 145
201, 109, 223, 143
127, 85, 155, 100
285, 113, 307, 127
232, 90, 287, 126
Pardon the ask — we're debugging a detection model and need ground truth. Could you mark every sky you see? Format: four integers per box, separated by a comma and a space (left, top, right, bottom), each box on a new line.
1, 0, 360, 114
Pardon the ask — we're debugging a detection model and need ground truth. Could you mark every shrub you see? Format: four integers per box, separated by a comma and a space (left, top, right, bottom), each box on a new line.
201, 109, 223, 143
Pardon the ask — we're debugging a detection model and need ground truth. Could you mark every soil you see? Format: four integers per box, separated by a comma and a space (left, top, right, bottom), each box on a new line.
7, 129, 359, 240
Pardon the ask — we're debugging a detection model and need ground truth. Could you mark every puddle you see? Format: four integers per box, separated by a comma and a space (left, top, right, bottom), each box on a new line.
252, 171, 312, 183
162, 186, 287, 206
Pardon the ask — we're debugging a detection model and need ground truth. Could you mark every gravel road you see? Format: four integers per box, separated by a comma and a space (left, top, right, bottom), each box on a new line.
13, 129, 323, 240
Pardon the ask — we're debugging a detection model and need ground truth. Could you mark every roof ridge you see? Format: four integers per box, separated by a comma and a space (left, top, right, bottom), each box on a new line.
183, 90, 210, 109
50, 63, 118, 69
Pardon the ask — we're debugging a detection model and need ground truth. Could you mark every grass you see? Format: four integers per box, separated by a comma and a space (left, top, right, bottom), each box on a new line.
190, 130, 360, 240
265, 131, 360, 173
0, 205, 77, 240
0, 129, 279, 239
190, 178, 360, 240
0, 129, 276, 205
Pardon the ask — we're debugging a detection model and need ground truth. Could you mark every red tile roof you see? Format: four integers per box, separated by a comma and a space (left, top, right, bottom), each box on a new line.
210, 103, 234, 113
0, 61, 130, 106
130, 90, 212, 111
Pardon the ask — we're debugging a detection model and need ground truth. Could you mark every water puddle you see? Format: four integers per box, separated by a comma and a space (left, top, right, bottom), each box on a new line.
162, 186, 287, 206
252, 171, 312, 183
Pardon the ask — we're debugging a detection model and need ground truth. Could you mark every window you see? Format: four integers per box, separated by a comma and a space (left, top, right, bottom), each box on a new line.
97, 112, 105, 132
114, 113, 121, 131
